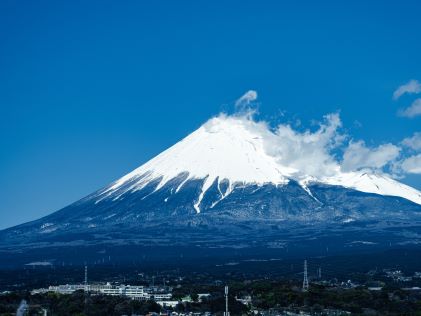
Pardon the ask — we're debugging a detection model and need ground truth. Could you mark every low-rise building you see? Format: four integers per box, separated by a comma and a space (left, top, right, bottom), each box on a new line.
31, 283, 172, 300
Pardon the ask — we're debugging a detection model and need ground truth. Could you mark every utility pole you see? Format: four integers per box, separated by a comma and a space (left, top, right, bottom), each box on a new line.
303, 260, 309, 292
224, 285, 229, 316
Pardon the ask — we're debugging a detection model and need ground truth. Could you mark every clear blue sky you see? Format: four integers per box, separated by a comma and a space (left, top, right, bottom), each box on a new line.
1, 0, 420, 229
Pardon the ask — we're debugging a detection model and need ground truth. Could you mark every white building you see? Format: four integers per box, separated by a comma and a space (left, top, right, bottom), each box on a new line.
156, 300, 180, 308
32, 283, 172, 301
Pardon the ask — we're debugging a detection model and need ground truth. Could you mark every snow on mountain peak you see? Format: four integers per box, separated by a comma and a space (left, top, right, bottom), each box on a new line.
101, 115, 292, 211
99, 114, 421, 208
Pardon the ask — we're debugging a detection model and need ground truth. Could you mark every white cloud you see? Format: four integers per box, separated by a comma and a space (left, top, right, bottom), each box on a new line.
402, 132, 421, 151
341, 141, 401, 172
223, 110, 418, 180
401, 154, 421, 174
393, 80, 421, 100
398, 98, 421, 118
235, 90, 258, 107
263, 113, 344, 178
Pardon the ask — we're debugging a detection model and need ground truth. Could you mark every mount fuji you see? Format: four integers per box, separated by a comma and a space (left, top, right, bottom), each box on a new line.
1, 115, 421, 266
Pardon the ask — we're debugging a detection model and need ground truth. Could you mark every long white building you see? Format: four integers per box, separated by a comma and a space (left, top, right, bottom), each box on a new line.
32, 283, 172, 300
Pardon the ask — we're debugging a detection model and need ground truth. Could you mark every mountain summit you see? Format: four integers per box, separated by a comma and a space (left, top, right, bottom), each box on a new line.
99, 115, 293, 213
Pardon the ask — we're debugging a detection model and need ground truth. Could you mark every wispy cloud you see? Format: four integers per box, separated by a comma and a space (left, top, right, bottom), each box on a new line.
341, 141, 401, 172
393, 80, 421, 100
398, 132, 421, 175
235, 90, 258, 107
401, 154, 421, 174
402, 132, 421, 151
234, 90, 259, 118
398, 98, 421, 118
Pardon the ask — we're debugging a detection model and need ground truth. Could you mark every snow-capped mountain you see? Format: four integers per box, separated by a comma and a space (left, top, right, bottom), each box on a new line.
1, 114, 421, 265
97, 114, 421, 209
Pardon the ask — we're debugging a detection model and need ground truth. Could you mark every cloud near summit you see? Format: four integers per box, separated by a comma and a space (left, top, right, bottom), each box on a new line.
222, 93, 421, 179
265, 113, 343, 178
341, 141, 401, 172
235, 90, 258, 107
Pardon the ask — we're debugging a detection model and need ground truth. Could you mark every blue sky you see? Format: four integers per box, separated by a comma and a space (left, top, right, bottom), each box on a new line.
1, 0, 420, 229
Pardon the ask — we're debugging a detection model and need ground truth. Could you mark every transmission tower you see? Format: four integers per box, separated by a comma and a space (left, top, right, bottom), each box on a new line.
303, 260, 309, 292
84, 264, 89, 311
224, 285, 229, 316
84, 265, 88, 291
